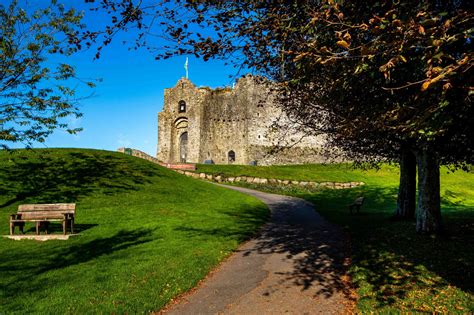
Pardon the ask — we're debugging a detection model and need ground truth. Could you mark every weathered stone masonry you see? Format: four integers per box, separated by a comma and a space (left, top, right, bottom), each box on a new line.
175, 170, 365, 189
157, 75, 332, 165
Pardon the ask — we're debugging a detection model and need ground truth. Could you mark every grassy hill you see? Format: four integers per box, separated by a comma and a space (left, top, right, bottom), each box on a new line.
0, 149, 268, 314
200, 163, 474, 313
2, 152, 472, 313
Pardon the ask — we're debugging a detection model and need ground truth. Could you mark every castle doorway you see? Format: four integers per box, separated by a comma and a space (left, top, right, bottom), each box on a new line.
180, 132, 188, 163
228, 150, 236, 164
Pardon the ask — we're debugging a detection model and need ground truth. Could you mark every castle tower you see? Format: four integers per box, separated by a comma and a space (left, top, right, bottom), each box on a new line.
157, 75, 331, 165
157, 77, 204, 163
158, 76, 256, 165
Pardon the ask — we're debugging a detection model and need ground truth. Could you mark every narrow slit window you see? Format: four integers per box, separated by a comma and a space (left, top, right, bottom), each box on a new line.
178, 100, 186, 113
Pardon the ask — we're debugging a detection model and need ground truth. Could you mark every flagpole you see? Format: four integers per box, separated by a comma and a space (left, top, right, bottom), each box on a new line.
184, 57, 189, 79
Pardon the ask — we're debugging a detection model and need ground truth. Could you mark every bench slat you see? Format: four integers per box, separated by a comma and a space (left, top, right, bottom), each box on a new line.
17, 210, 73, 219
16, 214, 67, 220
18, 203, 75, 211
17, 210, 73, 215
11, 219, 64, 222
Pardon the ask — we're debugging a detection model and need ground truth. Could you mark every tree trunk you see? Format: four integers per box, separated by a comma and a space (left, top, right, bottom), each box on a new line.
394, 147, 416, 219
416, 148, 442, 234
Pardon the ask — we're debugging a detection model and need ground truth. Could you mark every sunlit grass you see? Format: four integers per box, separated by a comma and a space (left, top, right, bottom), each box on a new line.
0, 149, 268, 314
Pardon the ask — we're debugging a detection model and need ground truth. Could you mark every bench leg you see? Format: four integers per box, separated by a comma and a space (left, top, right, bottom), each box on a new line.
70, 218, 74, 234
63, 220, 67, 235
36, 222, 39, 235
10, 222, 14, 235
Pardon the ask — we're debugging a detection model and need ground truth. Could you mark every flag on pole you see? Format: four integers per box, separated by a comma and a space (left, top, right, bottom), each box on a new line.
184, 57, 189, 79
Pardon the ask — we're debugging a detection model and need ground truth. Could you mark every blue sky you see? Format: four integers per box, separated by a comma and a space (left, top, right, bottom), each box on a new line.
44, 49, 237, 156
6, 1, 242, 156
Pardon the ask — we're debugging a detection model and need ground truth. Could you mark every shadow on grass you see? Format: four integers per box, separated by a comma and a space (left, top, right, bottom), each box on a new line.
227, 183, 473, 310
297, 186, 473, 309
0, 229, 154, 299
23, 223, 98, 234
173, 202, 269, 243
0, 150, 163, 207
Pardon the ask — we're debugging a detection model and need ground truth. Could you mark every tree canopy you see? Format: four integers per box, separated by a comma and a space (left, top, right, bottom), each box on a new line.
87, 1, 472, 164
87, 0, 472, 233
0, 0, 93, 148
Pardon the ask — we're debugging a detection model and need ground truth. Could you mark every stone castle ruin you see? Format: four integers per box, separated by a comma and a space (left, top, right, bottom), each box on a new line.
157, 75, 331, 165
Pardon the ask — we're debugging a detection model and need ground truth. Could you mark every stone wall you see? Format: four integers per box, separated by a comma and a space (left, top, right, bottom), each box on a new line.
199, 85, 251, 164
174, 169, 365, 189
118, 147, 161, 164
118, 147, 196, 170
248, 145, 345, 166
157, 75, 333, 165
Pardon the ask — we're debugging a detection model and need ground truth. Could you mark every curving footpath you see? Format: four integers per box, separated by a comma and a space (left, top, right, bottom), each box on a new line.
163, 185, 354, 315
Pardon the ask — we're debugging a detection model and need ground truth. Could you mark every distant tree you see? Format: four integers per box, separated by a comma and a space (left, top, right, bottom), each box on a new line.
88, 0, 473, 234
0, 0, 94, 149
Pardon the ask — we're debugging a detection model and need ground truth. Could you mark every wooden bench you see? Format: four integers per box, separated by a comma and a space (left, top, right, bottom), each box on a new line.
10, 203, 76, 235
348, 197, 364, 214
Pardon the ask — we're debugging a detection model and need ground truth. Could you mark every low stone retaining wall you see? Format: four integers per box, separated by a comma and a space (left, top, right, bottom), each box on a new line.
117, 148, 196, 171
118, 147, 161, 164
175, 170, 364, 189
160, 163, 196, 171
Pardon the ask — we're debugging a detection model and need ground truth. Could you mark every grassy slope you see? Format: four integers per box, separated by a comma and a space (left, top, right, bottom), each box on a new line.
0, 149, 268, 314
201, 163, 474, 313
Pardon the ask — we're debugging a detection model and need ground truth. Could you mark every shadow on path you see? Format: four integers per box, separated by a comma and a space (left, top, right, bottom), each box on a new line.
165, 185, 353, 315
235, 188, 352, 299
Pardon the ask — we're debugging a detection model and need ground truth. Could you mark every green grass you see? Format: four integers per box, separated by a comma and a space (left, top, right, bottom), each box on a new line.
203, 163, 474, 313
0, 149, 268, 314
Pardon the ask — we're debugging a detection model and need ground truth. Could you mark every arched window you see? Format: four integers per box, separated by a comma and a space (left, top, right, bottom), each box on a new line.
178, 100, 186, 113
228, 150, 236, 163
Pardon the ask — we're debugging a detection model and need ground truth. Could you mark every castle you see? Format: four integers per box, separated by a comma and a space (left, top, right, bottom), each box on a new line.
157, 75, 331, 165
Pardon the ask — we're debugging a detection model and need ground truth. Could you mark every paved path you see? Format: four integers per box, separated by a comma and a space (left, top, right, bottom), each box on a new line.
164, 185, 353, 315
